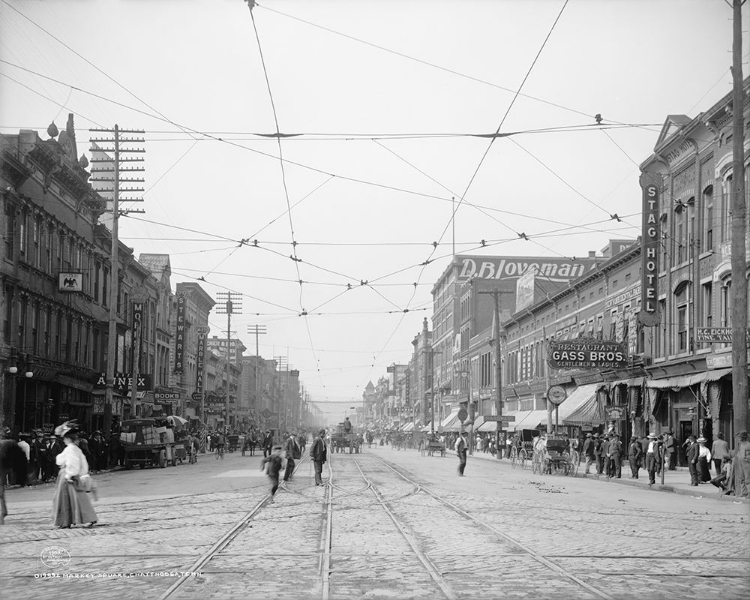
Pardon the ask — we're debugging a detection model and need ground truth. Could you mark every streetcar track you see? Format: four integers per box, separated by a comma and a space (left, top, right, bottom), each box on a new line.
374, 455, 616, 600
353, 459, 459, 600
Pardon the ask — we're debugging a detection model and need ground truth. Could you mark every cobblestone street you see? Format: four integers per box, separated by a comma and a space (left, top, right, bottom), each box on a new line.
1, 446, 749, 600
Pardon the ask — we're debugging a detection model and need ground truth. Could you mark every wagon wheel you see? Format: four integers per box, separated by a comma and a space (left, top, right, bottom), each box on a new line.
519, 449, 528, 470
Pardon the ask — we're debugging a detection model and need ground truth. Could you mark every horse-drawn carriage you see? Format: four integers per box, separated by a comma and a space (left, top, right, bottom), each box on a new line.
423, 433, 446, 457
531, 433, 578, 476
332, 423, 362, 453
510, 429, 539, 469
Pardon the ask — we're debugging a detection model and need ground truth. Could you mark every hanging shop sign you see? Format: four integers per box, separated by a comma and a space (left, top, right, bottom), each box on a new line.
548, 339, 628, 370
606, 407, 626, 420
58, 272, 83, 293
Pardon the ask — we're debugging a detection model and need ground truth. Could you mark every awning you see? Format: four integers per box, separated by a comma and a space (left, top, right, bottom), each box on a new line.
421, 422, 433, 432
440, 409, 462, 432
478, 420, 497, 432
511, 409, 549, 431
473, 415, 485, 429
608, 377, 644, 388
556, 384, 599, 422
645, 368, 732, 390
564, 392, 605, 425
402, 422, 414, 432
55, 374, 94, 393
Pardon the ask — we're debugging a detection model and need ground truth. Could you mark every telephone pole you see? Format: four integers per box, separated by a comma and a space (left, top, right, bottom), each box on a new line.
478, 288, 512, 460
730, 0, 748, 436
247, 324, 267, 426
89, 126, 144, 438
216, 292, 242, 431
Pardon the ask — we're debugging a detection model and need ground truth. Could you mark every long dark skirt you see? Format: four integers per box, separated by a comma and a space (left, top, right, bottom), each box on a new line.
52, 474, 97, 527
698, 456, 711, 483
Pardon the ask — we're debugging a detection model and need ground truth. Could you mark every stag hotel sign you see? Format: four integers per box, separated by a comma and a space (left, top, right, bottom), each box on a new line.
638, 173, 662, 327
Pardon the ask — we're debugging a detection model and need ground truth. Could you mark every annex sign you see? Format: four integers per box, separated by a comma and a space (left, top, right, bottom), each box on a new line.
548, 339, 628, 370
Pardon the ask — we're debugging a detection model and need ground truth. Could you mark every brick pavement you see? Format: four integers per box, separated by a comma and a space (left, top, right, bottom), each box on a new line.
1, 446, 748, 600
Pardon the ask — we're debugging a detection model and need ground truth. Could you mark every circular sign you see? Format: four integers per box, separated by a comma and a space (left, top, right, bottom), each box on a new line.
191, 391, 202, 401
457, 407, 468, 422
40, 546, 71, 569
261, 409, 272, 419
547, 385, 567, 405
130, 286, 149, 303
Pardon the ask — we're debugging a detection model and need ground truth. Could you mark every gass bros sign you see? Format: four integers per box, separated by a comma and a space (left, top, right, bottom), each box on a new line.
548, 339, 628, 370
457, 256, 598, 283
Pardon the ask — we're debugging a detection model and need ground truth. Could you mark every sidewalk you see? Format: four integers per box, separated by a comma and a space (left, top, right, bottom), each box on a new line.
467, 450, 749, 503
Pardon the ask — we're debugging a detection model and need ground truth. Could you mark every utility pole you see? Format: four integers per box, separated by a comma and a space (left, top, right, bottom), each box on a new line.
731, 0, 748, 437
216, 292, 241, 432
478, 289, 512, 460
247, 325, 267, 427
89, 126, 144, 439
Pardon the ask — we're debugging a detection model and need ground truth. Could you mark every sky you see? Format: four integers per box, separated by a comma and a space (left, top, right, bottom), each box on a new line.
0, 0, 745, 423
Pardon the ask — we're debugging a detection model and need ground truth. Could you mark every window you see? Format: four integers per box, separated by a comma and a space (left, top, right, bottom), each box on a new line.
19, 210, 28, 259
32, 216, 41, 268
675, 283, 690, 353
103, 267, 109, 307
46, 226, 53, 273
674, 203, 686, 264
609, 309, 618, 339
703, 186, 714, 252
94, 262, 100, 302
18, 295, 27, 349
57, 233, 64, 272
702, 283, 713, 327
4, 204, 15, 260
43, 308, 51, 357
720, 283, 732, 328
722, 176, 731, 242
31, 302, 39, 354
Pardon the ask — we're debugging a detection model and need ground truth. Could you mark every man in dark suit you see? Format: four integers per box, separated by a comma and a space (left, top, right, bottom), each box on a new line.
310, 429, 327, 486
283, 432, 300, 482
645, 433, 662, 485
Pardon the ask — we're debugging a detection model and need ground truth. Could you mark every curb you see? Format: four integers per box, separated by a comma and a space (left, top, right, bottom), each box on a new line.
464, 451, 749, 503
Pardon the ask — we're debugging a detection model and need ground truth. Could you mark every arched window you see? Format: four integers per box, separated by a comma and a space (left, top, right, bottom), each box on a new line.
702, 185, 714, 252
674, 282, 691, 353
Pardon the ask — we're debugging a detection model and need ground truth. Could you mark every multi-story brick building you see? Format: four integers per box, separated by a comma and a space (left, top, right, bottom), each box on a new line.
1, 117, 162, 434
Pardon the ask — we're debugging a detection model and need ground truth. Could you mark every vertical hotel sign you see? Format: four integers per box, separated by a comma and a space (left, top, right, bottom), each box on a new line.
175, 294, 185, 373
638, 173, 662, 327
196, 327, 208, 395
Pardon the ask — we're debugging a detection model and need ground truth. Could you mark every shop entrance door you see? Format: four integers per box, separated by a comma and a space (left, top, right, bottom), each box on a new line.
679, 420, 693, 467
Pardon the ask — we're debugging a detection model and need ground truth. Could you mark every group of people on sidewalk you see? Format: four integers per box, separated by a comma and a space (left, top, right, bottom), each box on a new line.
577, 428, 750, 497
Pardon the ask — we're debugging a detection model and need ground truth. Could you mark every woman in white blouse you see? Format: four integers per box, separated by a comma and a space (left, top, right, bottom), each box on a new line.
52, 429, 97, 528
696, 437, 713, 484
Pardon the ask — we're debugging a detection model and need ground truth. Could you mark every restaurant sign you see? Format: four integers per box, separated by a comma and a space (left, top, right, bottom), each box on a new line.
548, 339, 628, 370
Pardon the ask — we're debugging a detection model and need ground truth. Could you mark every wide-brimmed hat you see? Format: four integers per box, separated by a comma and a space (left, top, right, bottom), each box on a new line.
586, 433, 592, 438
647, 433, 657, 439
697, 437, 707, 443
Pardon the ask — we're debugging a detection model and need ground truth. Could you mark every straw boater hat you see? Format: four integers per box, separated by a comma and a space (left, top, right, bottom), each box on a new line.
647, 433, 657, 439
697, 437, 707, 443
